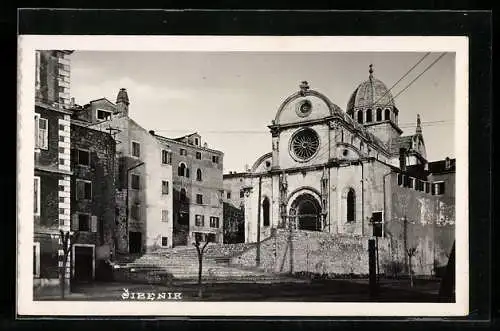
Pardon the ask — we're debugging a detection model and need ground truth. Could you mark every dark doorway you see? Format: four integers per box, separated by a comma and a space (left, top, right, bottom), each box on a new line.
291, 193, 322, 231
129, 231, 142, 254
73, 246, 93, 282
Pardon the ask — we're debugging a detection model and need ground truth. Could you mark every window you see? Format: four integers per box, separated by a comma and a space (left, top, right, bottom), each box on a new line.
196, 151, 202, 159
59, 158, 65, 165
357, 111, 364, 124
59, 135, 65, 142
195, 138, 199, 146
262, 197, 270, 227
433, 182, 445, 195
130, 174, 140, 190
131, 203, 140, 220
240, 190, 244, 198
196, 169, 202, 181
180, 148, 187, 156
366, 109, 373, 123
33, 242, 40, 277
195, 214, 205, 226
34, 115, 48, 150
210, 216, 220, 228
180, 188, 187, 202
97, 109, 112, 120
76, 180, 92, 200
227, 192, 231, 199
162, 150, 171, 164
425, 182, 430, 193
196, 194, 203, 204
212, 155, 219, 164
161, 237, 168, 247
34, 176, 40, 216
77, 149, 90, 166
162, 180, 169, 194
59, 147, 65, 154
78, 213, 90, 232
385, 108, 391, 120
346, 188, 356, 222
161, 210, 169, 222
178, 163, 189, 177
131, 141, 140, 158
376, 108, 382, 121
408, 177, 414, 189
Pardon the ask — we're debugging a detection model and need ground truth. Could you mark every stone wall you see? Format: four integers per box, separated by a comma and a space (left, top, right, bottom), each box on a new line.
231, 229, 390, 276
70, 124, 116, 258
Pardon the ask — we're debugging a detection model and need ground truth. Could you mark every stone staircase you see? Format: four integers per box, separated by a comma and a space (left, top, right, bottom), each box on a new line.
113, 243, 306, 283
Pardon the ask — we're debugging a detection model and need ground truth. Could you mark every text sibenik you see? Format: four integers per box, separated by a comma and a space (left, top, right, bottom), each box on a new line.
121, 288, 182, 300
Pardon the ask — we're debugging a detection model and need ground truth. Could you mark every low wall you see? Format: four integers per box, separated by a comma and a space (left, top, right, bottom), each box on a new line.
230, 229, 391, 276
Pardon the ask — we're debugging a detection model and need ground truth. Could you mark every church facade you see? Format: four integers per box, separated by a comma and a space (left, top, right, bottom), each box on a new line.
224, 67, 455, 276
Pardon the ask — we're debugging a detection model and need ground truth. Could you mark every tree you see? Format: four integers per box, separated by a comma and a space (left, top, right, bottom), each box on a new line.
193, 235, 211, 298
59, 230, 79, 299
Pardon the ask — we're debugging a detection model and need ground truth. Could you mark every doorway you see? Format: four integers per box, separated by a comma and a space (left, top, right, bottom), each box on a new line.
73, 245, 94, 282
129, 231, 142, 254
291, 193, 322, 231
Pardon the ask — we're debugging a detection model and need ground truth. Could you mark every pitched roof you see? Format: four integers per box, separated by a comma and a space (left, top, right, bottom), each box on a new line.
428, 158, 456, 174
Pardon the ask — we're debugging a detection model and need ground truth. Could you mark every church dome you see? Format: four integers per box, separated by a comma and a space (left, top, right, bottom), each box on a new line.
346, 65, 395, 115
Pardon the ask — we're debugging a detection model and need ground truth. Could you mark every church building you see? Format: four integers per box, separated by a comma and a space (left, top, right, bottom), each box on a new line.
224, 66, 455, 276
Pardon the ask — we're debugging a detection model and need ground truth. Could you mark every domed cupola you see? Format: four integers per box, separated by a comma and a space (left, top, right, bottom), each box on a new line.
347, 65, 399, 127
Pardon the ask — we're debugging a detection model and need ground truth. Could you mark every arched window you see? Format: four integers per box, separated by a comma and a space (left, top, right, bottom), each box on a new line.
262, 197, 270, 227
385, 108, 391, 121
180, 188, 187, 202
346, 188, 355, 222
366, 109, 373, 123
196, 169, 202, 181
357, 110, 364, 124
376, 108, 382, 121
178, 163, 186, 177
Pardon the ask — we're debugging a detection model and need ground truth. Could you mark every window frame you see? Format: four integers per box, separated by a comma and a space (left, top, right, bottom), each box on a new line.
209, 216, 220, 228
196, 169, 202, 181
346, 188, 356, 223
161, 180, 169, 195
131, 141, 141, 158
77, 148, 91, 167
33, 242, 40, 278
161, 209, 169, 222
196, 194, 203, 205
76, 179, 92, 201
196, 151, 202, 160
161, 150, 171, 165
195, 214, 205, 227
77, 212, 91, 232
212, 155, 219, 164
34, 176, 41, 216
433, 181, 445, 195
96, 108, 112, 121
130, 174, 140, 190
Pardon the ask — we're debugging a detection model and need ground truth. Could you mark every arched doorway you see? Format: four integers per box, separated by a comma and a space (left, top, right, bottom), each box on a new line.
290, 193, 322, 231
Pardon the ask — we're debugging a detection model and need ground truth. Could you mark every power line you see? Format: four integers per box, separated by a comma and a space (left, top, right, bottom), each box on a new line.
372, 52, 431, 106
392, 52, 448, 101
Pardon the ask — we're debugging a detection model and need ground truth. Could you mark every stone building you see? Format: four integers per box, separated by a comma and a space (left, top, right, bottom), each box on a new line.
225, 67, 455, 277
33, 50, 119, 295
150, 132, 225, 245
69, 122, 116, 282
71, 90, 174, 253
33, 50, 74, 293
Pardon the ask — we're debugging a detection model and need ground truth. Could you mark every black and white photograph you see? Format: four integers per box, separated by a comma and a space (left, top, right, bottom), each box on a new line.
17, 35, 469, 317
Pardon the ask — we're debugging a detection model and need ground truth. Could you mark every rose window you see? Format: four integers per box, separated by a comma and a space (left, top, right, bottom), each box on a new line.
290, 128, 320, 161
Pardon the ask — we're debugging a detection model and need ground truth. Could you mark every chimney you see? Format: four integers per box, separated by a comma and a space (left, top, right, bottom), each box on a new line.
149, 130, 155, 136
116, 88, 130, 117
445, 157, 451, 170
399, 148, 407, 171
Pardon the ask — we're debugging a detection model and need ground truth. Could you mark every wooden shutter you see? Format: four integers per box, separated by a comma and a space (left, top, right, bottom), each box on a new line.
38, 118, 48, 150
76, 181, 84, 200
71, 214, 79, 231
91, 216, 98, 233
34, 115, 39, 147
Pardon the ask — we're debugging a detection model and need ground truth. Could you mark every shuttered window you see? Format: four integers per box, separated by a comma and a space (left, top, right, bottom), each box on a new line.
34, 115, 48, 150
76, 180, 92, 200
34, 176, 40, 216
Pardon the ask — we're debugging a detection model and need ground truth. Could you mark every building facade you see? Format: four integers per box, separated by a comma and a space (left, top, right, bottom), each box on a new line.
224, 68, 455, 276
69, 122, 116, 282
72, 90, 174, 253
33, 50, 74, 293
152, 132, 224, 245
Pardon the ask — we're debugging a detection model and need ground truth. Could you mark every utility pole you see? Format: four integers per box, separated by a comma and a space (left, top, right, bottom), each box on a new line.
256, 175, 262, 266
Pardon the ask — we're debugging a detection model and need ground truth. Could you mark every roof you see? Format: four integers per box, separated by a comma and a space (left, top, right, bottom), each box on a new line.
428, 158, 456, 174
152, 132, 223, 155
347, 75, 395, 113
388, 135, 416, 155
173, 132, 199, 142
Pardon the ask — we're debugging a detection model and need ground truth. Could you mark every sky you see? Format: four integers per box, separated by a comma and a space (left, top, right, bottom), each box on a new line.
70, 51, 455, 173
